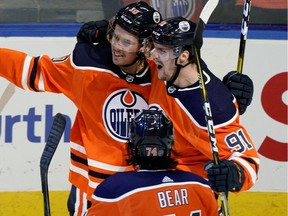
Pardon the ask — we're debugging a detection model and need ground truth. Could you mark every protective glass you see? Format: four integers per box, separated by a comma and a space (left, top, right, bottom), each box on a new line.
150, 45, 181, 61
110, 31, 140, 53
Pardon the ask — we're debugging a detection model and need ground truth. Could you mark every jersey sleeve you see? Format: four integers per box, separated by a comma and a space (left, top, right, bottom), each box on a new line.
221, 121, 260, 191
189, 102, 260, 192
0, 48, 79, 101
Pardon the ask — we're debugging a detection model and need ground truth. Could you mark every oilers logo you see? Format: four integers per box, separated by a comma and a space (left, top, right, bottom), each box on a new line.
151, 0, 195, 20
103, 89, 149, 142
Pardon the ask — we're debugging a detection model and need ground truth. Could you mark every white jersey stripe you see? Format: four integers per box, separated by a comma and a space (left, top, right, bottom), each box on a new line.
21, 55, 33, 90
71, 141, 127, 172
70, 164, 89, 179
38, 72, 45, 91
87, 159, 127, 172
88, 180, 100, 190
229, 152, 259, 184
70, 141, 86, 154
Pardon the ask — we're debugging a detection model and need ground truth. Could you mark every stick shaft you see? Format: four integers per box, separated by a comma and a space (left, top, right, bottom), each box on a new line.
194, 49, 219, 163
193, 0, 230, 215
194, 46, 230, 216
237, 0, 252, 74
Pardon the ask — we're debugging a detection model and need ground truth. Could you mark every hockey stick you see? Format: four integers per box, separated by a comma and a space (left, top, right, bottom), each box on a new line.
237, 0, 252, 74
0, 83, 16, 113
40, 113, 66, 216
193, 0, 230, 216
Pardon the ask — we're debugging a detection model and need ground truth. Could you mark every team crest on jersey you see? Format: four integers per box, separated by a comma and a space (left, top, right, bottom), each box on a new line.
167, 85, 177, 94
126, 74, 134, 83
103, 89, 148, 142
151, 0, 195, 20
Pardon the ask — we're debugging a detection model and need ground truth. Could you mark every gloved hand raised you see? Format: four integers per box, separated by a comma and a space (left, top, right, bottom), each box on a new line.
77, 20, 109, 44
204, 160, 245, 192
223, 71, 253, 115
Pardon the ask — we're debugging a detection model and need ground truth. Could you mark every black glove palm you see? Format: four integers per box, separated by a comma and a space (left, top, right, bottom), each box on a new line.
205, 160, 245, 192
77, 20, 109, 44
223, 71, 253, 115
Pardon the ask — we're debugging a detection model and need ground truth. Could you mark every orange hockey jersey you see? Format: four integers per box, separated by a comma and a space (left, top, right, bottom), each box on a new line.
86, 170, 219, 216
0, 43, 157, 200
149, 61, 260, 192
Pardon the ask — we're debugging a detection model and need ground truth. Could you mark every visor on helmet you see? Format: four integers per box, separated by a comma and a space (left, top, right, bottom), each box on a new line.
150, 44, 182, 61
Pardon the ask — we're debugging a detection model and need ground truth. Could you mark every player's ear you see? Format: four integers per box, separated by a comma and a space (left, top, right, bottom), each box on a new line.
178, 50, 190, 65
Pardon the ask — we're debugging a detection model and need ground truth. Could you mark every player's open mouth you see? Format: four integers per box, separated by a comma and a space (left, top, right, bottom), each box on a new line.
113, 51, 124, 58
157, 64, 163, 70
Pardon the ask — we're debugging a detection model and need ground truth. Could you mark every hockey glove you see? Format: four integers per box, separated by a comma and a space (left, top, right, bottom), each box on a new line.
77, 20, 109, 44
223, 71, 254, 115
204, 160, 245, 192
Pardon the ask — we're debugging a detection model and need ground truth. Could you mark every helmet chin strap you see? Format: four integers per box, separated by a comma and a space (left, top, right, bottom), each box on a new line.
167, 58, 182, 85
167, 57, 194, 85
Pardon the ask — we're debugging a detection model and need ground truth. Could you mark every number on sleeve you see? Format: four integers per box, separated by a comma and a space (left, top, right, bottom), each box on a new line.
225, 129, 253, 152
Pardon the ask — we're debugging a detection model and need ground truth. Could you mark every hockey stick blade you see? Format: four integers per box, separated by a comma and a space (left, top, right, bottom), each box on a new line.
40, 113, 66, 216
193, 0, 219, 49
0, 83, 16, 114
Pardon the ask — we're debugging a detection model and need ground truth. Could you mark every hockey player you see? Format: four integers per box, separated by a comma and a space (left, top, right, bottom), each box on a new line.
0, 2, 162, 215
148, 16, 259, 193
85, 110, 219, 216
